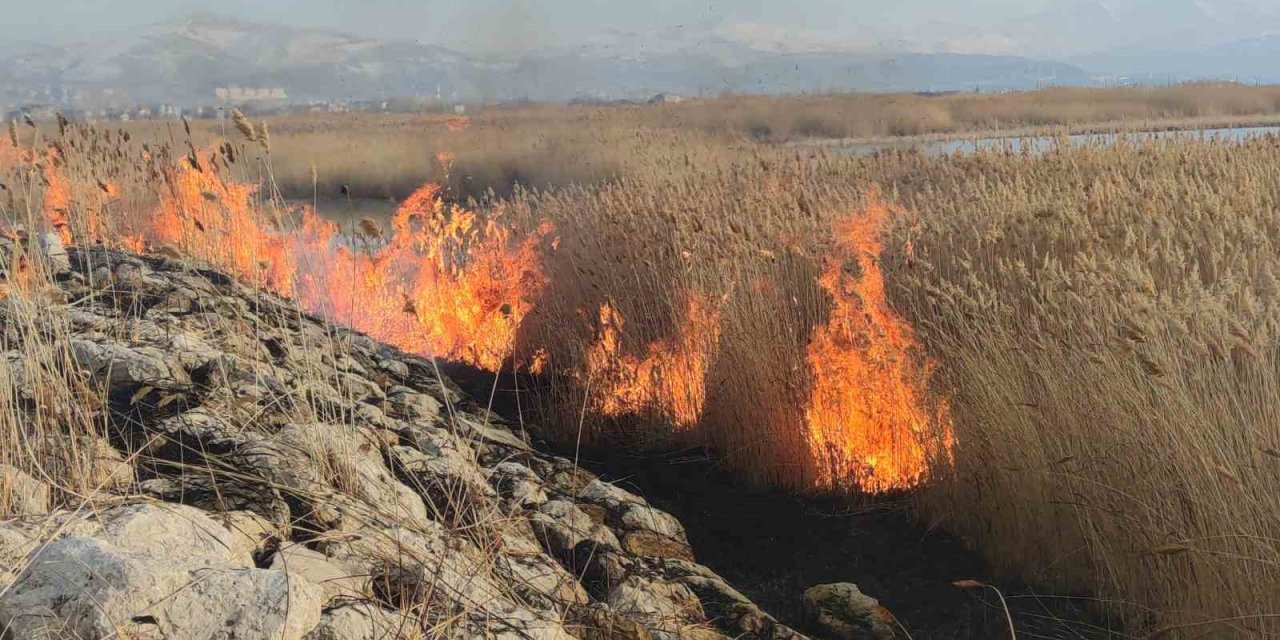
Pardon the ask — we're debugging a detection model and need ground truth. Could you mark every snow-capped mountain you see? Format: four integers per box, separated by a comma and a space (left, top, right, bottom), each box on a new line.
0, 13, 1091, 108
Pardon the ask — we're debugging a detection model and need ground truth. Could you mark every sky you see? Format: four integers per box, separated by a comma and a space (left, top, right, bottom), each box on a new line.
3, 0, 1063, 47
7, 0, 1279, 58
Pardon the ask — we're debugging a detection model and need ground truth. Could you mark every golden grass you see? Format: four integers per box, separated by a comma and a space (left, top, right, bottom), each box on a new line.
11, 87, 1280, 637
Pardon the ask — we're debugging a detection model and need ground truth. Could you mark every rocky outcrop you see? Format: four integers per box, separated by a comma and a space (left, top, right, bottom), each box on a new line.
802, 583, 897, 640
0, 242, 804, 639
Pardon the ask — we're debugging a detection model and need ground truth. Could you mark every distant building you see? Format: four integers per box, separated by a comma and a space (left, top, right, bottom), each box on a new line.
215, 87, 288, 103
648, 93, 686, 105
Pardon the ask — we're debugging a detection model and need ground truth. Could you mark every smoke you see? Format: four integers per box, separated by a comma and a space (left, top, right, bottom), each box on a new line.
446, 0, 557, 59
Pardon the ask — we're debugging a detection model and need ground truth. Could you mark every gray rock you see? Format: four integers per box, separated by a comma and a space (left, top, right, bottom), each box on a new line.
619, 504, 686, 540
71, 339, 180, 392
491, 461, 549, 508
0, 536, 323, 640
270, 543, 370, 604
304, 605, 410, 640
37, 232, 71, 273
802, 583, 896, 640
531, 500, 621, 557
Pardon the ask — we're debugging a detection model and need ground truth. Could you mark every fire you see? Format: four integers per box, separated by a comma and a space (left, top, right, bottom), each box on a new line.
296, 182, 551, 370
802, 196, 952, 492
152, 162, 299, 290
41, 162, 72, 245
148, 161, 550, 371
584, 293, 722, 428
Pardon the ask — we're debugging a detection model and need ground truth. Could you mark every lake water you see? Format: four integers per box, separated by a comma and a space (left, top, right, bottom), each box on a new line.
843, 125, 1280, 156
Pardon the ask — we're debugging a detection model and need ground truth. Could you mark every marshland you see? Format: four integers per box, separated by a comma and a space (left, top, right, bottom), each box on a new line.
12, 73, 1280, 634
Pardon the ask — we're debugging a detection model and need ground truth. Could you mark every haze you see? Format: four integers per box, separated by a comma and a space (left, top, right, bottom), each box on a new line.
11, 0, 1272, 58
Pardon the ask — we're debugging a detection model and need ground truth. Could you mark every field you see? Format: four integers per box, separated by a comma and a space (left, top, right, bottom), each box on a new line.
7, 84, 1280, 637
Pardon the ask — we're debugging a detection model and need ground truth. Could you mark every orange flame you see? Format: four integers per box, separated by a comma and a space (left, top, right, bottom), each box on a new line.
41, 162, 73, 245
802, 196, 952, 492
148, 162, 550, 370
584, 293, 722, 428
296, 182, 551, 370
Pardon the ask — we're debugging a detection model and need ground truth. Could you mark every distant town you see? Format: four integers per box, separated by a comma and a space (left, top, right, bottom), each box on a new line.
1, 85, 481, 124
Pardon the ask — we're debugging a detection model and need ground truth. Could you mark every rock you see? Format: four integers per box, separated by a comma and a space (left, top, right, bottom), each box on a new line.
0, 464, 51, 516
491, 461, 549, 508
71, 339, 181, 393
0, 535, 323, 640
607, 575, 706, 633
221, 510, 281, 562
169, 331, 225, 372
452, 413, 531, 451
531, 500, 621, 558
390, 437, 495, 526
0, 525, 39, 592
566, 603, 655, 640
270, 543, 369, 603
579, 479, 646, 506
496, 551, 590, 607
304, 605, 408, 639
621, 530, 695, 561
70, 502, 257, 568
387, 390, 442, 422
273, 423, 430, 527
619, 504, 686, 540
38, 232, 71, 274
802, 583, 897, 640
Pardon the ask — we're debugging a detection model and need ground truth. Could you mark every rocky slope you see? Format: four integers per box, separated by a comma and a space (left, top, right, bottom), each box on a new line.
0, 240, 824, 639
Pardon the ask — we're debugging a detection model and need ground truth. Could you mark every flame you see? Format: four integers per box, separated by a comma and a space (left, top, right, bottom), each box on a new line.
802, 196, 952, 492
584, 293, 722, 428
152, 162, 301, 291
445, 116, 471, 132
296, 182, 551, 370
148, 162, 550, 370
41, 162, 73, 245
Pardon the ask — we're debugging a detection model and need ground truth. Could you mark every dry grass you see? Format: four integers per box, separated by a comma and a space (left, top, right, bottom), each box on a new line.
50, 82, 1280, 202
508, 134, 1280, 635
11, 87, 1280, 638
646, 83, 1280, 142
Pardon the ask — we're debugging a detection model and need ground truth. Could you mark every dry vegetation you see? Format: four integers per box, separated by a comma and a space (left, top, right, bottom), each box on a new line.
9, 85, 1280, 637
77, 82, 1280, 203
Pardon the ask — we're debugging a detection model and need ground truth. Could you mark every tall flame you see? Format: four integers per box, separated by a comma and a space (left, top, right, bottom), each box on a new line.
295, 182, 551, 370
149, 162, 550, 370
802, 197, 952, 492
584, 294, 722, 428
39, 156, 118, 246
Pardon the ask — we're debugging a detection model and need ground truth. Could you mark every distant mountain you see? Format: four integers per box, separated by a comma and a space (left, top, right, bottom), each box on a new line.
0, 14, 1091, 109
1079, 34, 1280, 83
992, 0, 1280, 59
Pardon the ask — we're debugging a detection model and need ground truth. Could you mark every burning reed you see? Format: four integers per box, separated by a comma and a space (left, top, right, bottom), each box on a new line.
15, 102, 1280, 639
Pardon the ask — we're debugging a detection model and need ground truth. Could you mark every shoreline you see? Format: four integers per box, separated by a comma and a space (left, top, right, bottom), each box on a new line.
781, 113, 1280, 149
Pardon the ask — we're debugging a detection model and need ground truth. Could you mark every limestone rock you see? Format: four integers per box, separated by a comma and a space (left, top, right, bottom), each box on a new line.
304, 605, 409, 639
802, 583, 897, 640
0, 242, 813, 640
0, 535, 323, 640
271, 544, 370, 604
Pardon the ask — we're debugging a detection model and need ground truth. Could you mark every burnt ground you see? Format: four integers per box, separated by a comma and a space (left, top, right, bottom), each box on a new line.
444, 365, 1128, 640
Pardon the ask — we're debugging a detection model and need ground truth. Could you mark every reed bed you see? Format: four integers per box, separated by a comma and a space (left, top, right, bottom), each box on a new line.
11, 94, 1280, 638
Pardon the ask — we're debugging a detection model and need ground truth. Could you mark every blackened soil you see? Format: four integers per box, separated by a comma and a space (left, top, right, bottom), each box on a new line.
576, 449, 1125, 640
443, 365, 1126, 640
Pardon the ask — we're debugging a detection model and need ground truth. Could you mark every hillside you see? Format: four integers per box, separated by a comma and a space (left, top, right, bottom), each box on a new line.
0, 14, 1090, 108
0, 237, 821, 639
